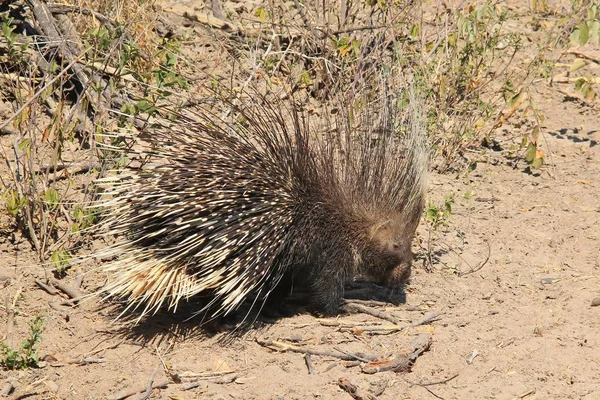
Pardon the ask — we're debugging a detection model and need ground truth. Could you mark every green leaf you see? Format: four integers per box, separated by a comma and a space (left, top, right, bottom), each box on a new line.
254, 7, 268, 23
410, 24, 420, 38
570, 28, 580, 47
591, 20, 600, 45
531, 152, 544, 168
44, 188, 59, 210
525, 142, 537, 164
578, 22, 589, 46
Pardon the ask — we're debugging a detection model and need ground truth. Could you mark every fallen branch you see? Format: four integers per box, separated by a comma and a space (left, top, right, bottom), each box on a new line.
53, 280, 83, 301
35, 279, 58, 295
361, 334, 431, 374
341, 302, 400, 324
565, 49, 600, 64
341, 312, 441, 334
338, 378, 378, 400
256, 339, 365, 361
4, 294, 15, 349
404, 372, 459, 387
106, 378, 169, 400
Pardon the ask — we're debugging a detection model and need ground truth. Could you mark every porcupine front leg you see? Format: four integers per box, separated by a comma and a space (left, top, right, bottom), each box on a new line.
310, 259, 348, 315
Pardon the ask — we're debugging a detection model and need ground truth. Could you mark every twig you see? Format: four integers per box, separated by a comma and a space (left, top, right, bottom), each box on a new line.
5, 294, 15, 349
256, 339, 359, 361
553, 75, 600, 84
137, 370, 157, 400
67, 357, 106, 365
409, 312, 442, 328
46, 3, 118, 28
176, 370, 237, 379
53, 280, 83, 301
564, 49, 600, 64
341, 302, 400, 324
338, 378, 377, 400
361, 334, 431, 374
106, 378, 169, 400
0, 56, 83, 131
84, 339, 125, 358
74, 273, 84, 288
181, 381, 208, 391
459, 243, 491, 277
339, 312, 441, 334
404, 372, 459, 387
304, 353, 314, 374
332, 348, 377, 363
35, 279, 58, 295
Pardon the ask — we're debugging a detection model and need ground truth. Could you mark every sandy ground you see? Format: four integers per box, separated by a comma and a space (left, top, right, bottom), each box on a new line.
1, 1, 600, 399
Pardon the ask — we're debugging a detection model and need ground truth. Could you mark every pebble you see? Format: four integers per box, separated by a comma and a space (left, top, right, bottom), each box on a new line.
540, 277, 558, 285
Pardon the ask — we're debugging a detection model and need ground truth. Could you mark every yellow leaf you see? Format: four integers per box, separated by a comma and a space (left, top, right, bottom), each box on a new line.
570, 58, 587, 72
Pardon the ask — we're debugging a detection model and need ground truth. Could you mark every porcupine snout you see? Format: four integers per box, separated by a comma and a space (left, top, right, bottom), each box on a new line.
355, 221, 416, 287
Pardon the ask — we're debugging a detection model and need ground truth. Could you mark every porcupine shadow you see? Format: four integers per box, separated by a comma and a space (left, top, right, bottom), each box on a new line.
94, 80, 428, 338
103, 280, 409, 343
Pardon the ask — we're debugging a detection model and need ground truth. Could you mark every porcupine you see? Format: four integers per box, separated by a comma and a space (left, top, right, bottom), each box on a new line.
95, 82, 428, 320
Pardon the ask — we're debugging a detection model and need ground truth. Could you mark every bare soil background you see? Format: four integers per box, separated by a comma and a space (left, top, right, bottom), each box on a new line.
1, 0, 600, 399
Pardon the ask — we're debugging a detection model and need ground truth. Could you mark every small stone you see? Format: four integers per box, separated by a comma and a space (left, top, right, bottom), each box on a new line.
488, 309, 499, 315
591, 297, 600, 307
540, 277, 557, 285
289, 334, 302, 342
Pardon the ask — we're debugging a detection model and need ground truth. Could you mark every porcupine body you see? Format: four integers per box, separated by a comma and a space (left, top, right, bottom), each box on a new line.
96, 84, 428, 319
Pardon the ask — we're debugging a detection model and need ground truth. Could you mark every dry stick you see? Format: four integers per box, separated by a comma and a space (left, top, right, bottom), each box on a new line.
177, 370, 237, 379
35, 279, 58, 295
26, 0, 91, 95
74, 273, 84, 288
53, 280, 83, 301
67, 357, 106, 365
304, 353, 314, 374
341, 302, 400, 324
564, 49, 600, 64
342, 299, 391, 308
256, 339, 359, 361
340, 312, 441, 334
46, 3, 119, 28
332, 348, 377, 363
84, 339, 125, 358
106, 378, 169, 400
181, 381, 208, 391
137, 370, 157, 400
4, 295, 14, 349
404, 372, 459, 387
47, 161, 101, 183
0, 55, 83, 131
361, 334, 432, 375
338, 378, 378, 400
459, 242, 491, 277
